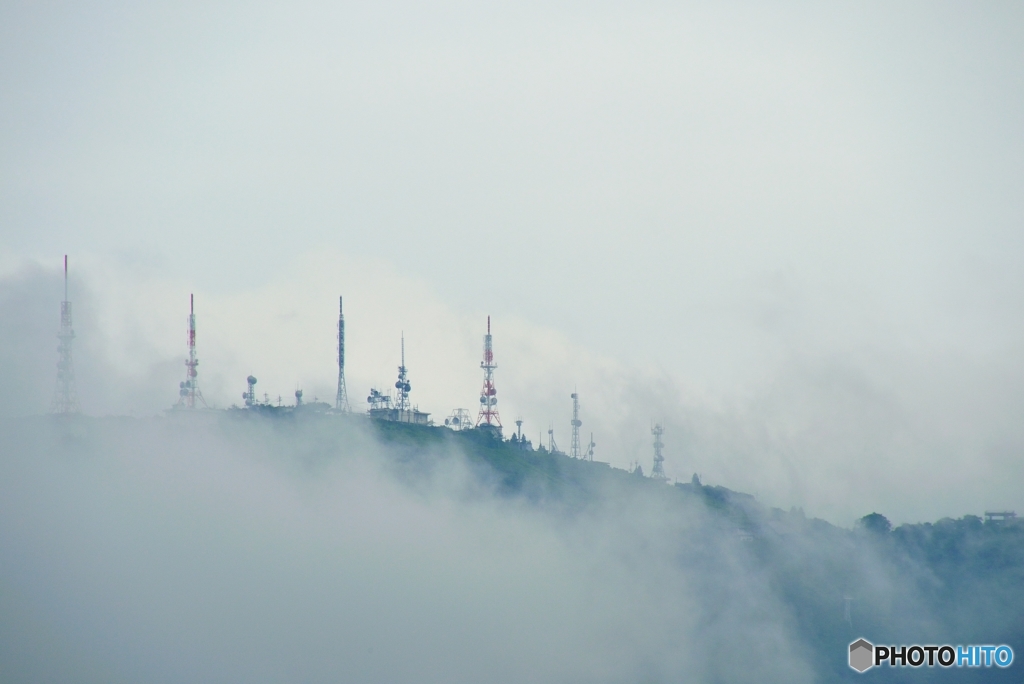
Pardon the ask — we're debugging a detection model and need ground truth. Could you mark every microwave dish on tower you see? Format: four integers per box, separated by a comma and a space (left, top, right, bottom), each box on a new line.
475, 316, 502, 436
395, 333, 411, 411
176, 294, 208, 409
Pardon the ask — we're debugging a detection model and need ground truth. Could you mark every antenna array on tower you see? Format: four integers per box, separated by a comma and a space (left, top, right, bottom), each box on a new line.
176, 293, 208, 409
475, 316, 502, 435
395, 333, 411, 411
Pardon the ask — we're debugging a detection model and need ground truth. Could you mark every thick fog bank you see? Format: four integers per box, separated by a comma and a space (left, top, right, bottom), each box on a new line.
1, 414, 1021, 683
0, 414, 815, 684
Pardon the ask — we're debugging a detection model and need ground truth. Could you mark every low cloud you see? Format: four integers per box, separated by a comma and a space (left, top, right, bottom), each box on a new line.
0, 413, 822, 683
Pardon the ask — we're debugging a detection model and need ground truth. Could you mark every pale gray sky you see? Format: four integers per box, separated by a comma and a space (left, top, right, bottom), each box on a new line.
2, 1, 1023, 524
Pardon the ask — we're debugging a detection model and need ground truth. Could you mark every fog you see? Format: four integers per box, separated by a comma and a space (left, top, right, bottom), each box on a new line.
3, 253, 1022, 527
1, 414, 824, 684
3, 3, 1024, 522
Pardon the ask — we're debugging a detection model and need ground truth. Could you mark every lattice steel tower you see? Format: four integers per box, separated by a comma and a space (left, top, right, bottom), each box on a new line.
651, 423, 667, 480
51, 255, 79, 414
475, 316, 501, 433
336, 296, 350, 412
176, 294, 207, 409
395, 333, 411, 411
570, 391, 582, 458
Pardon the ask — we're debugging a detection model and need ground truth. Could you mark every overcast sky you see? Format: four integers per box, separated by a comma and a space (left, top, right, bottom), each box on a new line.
2, 1, 1023, 525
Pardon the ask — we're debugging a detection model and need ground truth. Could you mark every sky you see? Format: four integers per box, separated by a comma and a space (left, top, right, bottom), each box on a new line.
2, 1, 1024, 525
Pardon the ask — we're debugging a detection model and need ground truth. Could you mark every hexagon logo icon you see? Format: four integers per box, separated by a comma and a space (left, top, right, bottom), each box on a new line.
849, 639, 874, 672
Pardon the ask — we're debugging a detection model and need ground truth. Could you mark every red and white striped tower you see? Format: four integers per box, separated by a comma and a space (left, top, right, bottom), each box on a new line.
475, 316, 502, 435
177, 294, 207, 409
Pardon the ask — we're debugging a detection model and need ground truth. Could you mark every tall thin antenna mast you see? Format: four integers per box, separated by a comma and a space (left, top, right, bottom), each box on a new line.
51, 255, 79, 414
570, 390, 582, 458
335, 296, 350, 412
394, 332, 411, 411
475, 316, 501, 434
651, 423, 667, 480
176, 294, 207, 409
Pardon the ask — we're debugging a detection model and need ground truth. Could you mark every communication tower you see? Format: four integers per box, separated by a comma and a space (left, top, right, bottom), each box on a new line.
367, 388, 393, 411
444, 408, 473, 430
176, 294, 207, 409
651, 423, 667, 480
335, 296, 350, 412
395, 333, 411, 411
475, 316, 502, 434
548, 425, 560, 454
243, 376, 258, 407
586, 433, 595, 461
570, 391, 582, 458
51, 255, 79, 414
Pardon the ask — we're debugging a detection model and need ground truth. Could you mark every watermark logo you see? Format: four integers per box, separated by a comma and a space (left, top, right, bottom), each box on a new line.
849, 639, 873, 672
849, 639, 1013, 672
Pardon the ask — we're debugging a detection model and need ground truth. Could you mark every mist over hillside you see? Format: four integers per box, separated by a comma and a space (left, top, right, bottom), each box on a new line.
3, 3, 1024, 680
1, 413, 1020, 683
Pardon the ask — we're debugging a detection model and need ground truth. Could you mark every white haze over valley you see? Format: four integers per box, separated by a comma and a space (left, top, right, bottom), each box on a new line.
2, 5, 1023, 526
2, 5, 1024, 681
1, 416, 821, 684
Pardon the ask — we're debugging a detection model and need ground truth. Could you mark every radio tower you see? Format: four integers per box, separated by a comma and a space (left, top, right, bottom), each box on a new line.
651, 423, 667, 480
335, 296, 350, 412
570, 391, 582, 458
51, 255, 79, 414
395, 333, 411, 411
176, 294, 207, 409
475, 316, 501, 435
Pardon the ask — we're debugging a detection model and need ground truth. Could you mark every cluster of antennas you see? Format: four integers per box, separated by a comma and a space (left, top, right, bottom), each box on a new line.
367, 388, 393, 410
445, 408, 473, 431
150, 289, 667, 481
